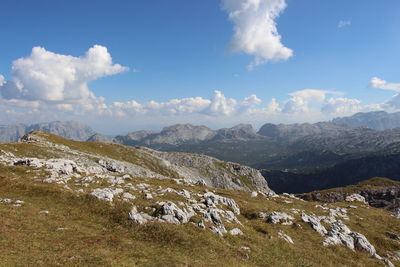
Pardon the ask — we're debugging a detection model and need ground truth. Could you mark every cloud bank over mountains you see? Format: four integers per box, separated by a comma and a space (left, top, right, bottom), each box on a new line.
0, 45, 399, 133
222, 0, 293, 70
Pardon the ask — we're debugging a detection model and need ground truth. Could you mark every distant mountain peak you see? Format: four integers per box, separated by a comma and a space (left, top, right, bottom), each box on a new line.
0, 120, 95, 143
333, 111, 400, 130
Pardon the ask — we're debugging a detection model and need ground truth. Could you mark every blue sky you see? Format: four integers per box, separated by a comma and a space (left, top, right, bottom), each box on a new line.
0, 0, 399, 134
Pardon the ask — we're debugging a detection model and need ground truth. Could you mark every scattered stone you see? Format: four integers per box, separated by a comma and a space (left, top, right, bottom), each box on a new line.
251, 191, 258, 198
91, 188, 123, 202
351, 232, 378, 257
197, 220, 205, 229
209, 209, 223, 224
258, 212, 268, 218
144, 193, 153, 200
195, 179, 207, 186
128, 206, 151, 224
348, 205, 358, 209
385, 232, 400, 241
323, 221, 354, 250
393, 208, 400, 219
229, 228, 244, 236
301, 213, 327, 236
210, 225, 227, 236
315, 204, 329, 210
178, 189, 191, 199
1, 198, 12, 203
329, 207, 349, 220
159, 201, 193, 224
278, 231, 294, 244
39, 210, 49, 215
122, 192, 136, 200
203, 192, 240, 215
267, 212, 294, 225
345, 193, 367, 204
383, 259, 395, 267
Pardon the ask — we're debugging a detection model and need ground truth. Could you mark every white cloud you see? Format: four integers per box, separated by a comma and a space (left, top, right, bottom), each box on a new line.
266, 98, 281, 113
0, 45, 128, 103
338, 20, 351, 28
206, 90, 238, 115
241, 94, 262, 107
382, 94, 400, 110
222, 0, 293, 70
0, 74, 4, 86
289, 89, 329, 102
370, 77, 400, 92
283, 89, 341, 113
321, 97, 362, 115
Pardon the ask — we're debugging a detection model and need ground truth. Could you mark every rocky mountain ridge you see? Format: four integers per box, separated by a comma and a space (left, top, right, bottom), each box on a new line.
0, 121, 95, 142
1, 130, 272, 194
333, 111, 400, 130
114, 123, 263, 146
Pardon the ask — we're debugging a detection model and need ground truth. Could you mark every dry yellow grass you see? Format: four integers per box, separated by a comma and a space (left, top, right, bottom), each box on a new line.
0, 132, 399, 266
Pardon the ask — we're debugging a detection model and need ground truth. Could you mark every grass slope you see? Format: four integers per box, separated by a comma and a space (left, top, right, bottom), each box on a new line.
0, 164, 399, 266
0, 132, 399, 266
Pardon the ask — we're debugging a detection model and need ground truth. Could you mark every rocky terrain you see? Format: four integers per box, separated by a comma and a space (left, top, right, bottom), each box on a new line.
0, 120, 95, 142
333, 111, 400, 130
301, 178, 400, 216
0, 131, 399, 266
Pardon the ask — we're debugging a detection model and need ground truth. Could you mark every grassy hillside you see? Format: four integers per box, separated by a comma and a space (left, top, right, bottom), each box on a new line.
0, 132, 399, 266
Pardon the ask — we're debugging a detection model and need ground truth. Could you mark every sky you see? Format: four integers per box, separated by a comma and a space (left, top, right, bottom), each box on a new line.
0, 0, 399, 134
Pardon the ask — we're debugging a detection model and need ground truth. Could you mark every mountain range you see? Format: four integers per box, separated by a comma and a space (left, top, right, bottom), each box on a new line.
0, 121, 95, 142
3, 111, 400, 194
333, 111, 400, 130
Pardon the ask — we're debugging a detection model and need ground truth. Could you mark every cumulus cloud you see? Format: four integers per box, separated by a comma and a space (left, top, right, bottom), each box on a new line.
266, 98, 281, 113
0, 45, 128, 103
370, 77, 400, 92
321, 97, 362, 115
338, 20, 351, 28
222, 0, 293, 70
0, 74, 4, 86
283, 89, 340, 113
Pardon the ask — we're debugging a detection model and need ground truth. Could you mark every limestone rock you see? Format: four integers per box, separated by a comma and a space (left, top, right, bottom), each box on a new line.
393, 208, 400, 219
229, 228, 244, 236
203, 192, 240, 215
278, 231, 294, 244
345, 193, 367, 204
301, 213, 327, 235
91, 188, 123, 202
122, 192, 136, 200
159, 201, 193, 224
210, 225, 227, 236
267, 212, 294, 225
128, 206, 151, 224
351, 232, 377, 257
144, 193, 153, 200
